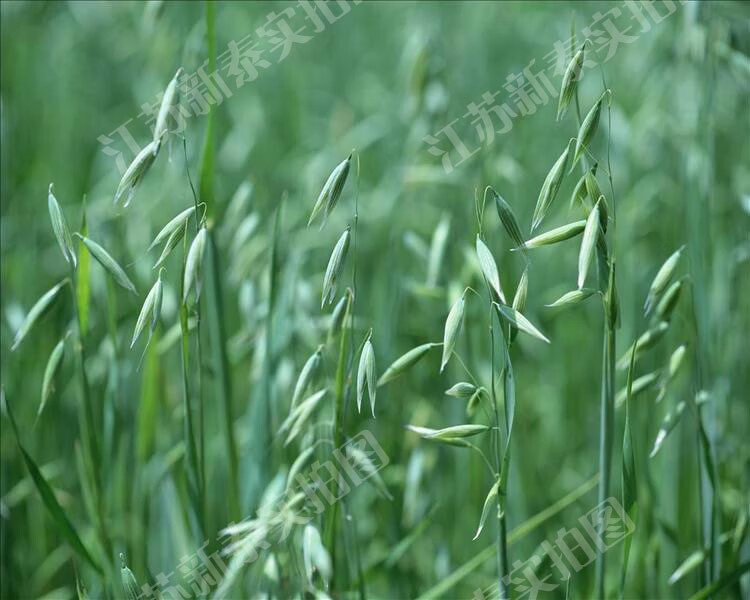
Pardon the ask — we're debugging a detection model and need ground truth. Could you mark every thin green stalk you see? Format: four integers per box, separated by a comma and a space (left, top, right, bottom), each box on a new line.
178, 222, 204, 541
68, 266, 114, 573
183, 137, 207, 525
206, 230, 240, 522
489, 307, 509, 600
595, 317, 615, 599
416, 474, 599, 600
325, 291, 353, 589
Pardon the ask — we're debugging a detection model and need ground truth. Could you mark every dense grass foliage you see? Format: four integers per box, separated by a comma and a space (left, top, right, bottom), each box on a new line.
1, 2, 749, 599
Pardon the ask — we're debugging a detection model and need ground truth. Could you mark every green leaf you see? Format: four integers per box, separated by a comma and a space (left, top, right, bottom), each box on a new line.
687, 561, 750, 600
3, 394, 102, 574
11, 280, 67, 351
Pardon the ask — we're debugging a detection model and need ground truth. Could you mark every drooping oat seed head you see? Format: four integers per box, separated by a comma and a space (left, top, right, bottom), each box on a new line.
577, 199, 601, 289
546, 288, 596, 308
148, 206, 196, 251
378, 342, 439, 386
426, 215, 450, 288
153, 67, 183, 148
39, 338, 65, 420
654, 278, 683, 321
114, 140, 160, 207
183, 226, 207, 303
357, 337, 377, 416
441, 291, 466, 372
492, 189, 525, 250
11, 280, 67, 351
321, 227, 350, 307
617, 321, 669, 370
557, 40, 587, 121
573, 91, 607, 166
308, 155, 351, 227
291, 345, 323, 410
522, 220, 587, 249
131, 268, 164, 348
303, 525, 331, 583
75, 234, 137, 294
153, 220, 187, 269
531, 139, 575, 232
494, 302, 550, 344
644, 245, 685, 314
445, 382, 477, 399
48, 184, 76, 268
476, 237, 506, 302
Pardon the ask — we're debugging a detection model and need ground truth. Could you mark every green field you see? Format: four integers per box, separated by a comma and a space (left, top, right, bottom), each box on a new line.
1, 2, 749, 599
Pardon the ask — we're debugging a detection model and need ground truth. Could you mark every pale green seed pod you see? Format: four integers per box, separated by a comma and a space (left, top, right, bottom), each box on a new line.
441, 292, 466, 372
357, 338, 377, 416
492, 189, 525, 250
148, 206, 195, 251
615, 370, 660, 407
523, 220, 586, 249
445, 382, 477, 399
570, 172, 589, 212
153, 67, 183, 146
321, 228, 350, 307
578, 200, 601, 289
114, 140, 160, 207
291, 346, 323, 410
617, 321, 669, 370
655, 279, 683, 321
303, 524, 332, 583
76, 234, 137, 294
11, 280, 67, 352
495, 303, 550, 344
131, 269, 164, 348
308, 155, 351, 227
378, 343, 439, 386
531, 139, 574, 232
407, 423, 489, 442
39, 338, 65, 419
546, 288, 596, 308
48, 184, 76, 268
644, 246, 685, 314
286, 447, 315, 491
153, 221, 187, 269
328, 292, 349, 339
573, 92, 606, 165
183, 227, 207, 303
476, 237, 505, 302
557, 41, 586, 121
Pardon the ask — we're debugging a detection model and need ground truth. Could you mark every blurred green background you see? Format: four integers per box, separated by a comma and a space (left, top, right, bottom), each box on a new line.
1, 1, 749, 598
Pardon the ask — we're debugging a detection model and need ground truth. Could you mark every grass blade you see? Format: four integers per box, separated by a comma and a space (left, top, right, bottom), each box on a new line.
3, 394, 102, 574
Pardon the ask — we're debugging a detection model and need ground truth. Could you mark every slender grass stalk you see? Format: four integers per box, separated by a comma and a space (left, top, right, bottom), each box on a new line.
416, 474, 599, 600
68, 250, 115, 574
489, 309, 509, 599
325, 290, 353, 589
183, 138, 207, 526
178, 220, 204, 541
206, 230, 241, 522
